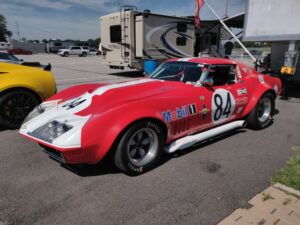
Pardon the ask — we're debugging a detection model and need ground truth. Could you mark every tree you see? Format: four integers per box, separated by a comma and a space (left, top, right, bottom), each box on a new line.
0, 15, 12, 42
94, 38, 101, 47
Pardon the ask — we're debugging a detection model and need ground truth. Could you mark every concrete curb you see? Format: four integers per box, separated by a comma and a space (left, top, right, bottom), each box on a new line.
273, 183, 300, 198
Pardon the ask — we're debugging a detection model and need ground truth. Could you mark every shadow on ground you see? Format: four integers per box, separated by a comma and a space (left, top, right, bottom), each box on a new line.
109, 70, 144, 78
63, 129, 247, 177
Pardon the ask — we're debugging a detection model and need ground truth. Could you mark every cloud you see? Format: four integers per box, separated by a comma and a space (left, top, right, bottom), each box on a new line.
3, 0, 71, 11
1, 0, 245, 40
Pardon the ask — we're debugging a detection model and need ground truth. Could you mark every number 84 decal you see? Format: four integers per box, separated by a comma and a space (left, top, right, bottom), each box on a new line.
212, 89, 236, 124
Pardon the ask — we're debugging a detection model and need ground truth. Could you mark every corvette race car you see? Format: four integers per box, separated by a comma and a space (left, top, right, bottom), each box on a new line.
20, 58, 281, 175
0, 62, 56, 128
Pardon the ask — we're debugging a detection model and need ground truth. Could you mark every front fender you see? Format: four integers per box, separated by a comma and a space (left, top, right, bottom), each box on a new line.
81, 103, 167, 164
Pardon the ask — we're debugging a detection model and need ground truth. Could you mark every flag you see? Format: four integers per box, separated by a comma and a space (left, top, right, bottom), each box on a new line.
195, 0, 204, 29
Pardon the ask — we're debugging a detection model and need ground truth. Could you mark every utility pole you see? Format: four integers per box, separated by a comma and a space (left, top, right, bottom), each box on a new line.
223, 0, 229, 19
15, 22, 20, 41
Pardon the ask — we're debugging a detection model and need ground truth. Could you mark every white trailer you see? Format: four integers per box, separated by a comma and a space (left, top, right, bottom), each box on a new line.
243, 0, 300, 82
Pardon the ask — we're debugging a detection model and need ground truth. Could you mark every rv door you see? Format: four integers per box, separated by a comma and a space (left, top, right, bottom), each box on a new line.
135, 15, 143, 58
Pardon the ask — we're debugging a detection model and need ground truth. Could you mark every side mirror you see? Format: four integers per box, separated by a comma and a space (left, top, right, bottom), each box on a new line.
201, 77, 214, 87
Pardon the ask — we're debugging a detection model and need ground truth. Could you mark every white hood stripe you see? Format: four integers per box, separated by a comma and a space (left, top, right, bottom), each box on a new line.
94, 79, 156, 95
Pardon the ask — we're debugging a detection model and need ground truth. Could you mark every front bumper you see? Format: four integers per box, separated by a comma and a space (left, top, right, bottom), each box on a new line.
20, 132, 91, 164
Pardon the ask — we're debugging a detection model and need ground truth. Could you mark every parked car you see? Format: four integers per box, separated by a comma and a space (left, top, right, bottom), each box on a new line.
20, 58, 281, 175
0, 62, 56, 129
0, 52, 51, 69
7, 48, 33, 55
58, 46, 89, 57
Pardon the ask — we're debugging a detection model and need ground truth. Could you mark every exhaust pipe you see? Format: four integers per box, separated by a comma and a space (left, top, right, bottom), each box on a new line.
165, 120, 246, 153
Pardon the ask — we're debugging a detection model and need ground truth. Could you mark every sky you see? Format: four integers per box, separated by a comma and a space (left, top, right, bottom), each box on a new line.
1, 0, 246, 40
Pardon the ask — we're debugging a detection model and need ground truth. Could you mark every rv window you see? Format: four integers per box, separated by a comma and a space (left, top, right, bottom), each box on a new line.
54, 43, 62, 47
177, 22, 187, 33
110, 25, 122, 43
176, 37, 186, 46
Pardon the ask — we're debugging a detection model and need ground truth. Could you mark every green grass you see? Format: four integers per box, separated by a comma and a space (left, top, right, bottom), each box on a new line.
270, 155, 300, 191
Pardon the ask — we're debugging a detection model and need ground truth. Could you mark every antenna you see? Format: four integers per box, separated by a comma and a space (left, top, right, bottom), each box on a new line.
16, 22, 20, 41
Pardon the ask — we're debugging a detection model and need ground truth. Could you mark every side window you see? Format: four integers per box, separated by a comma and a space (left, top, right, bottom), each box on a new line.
177, 22, 187, 33
176, 37, 186, 46
208, 65, 237, 86
110, 25, 121, 43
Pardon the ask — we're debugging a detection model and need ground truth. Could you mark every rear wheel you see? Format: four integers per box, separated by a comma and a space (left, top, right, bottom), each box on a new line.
81, 52, 87, 57
63, 52, 69, 57
246, 92, 275, 130
0, 90, 41, 129
114, 121, 165, 176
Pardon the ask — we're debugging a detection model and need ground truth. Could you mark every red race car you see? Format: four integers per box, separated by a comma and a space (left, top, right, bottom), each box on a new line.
20, 58, 282, 175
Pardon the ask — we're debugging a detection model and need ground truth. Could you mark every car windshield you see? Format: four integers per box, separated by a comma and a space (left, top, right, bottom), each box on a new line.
149, 62, 205, 83
0, 52, 20, 61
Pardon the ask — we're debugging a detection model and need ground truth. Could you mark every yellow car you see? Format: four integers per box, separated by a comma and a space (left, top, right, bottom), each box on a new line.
0, 62, 56, 128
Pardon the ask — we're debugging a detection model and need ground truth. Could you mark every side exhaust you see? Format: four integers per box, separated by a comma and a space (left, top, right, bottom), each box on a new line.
165, 120, 246, 153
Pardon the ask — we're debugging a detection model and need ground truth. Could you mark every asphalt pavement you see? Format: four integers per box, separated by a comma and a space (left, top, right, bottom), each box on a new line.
0, 54, 299, 225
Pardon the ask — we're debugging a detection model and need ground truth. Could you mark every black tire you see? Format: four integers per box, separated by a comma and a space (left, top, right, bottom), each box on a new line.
246, 92, 275, 130
114, 121, 165, 176
63, 52, 69, 57
0, 90, 41, 129
81, 52, 87, 57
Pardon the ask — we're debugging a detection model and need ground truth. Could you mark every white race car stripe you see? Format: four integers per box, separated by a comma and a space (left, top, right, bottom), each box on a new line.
177, 58, 194, 62
94, 79, 157, 95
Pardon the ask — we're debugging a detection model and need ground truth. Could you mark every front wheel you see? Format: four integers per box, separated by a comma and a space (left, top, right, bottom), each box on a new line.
114, 121, 165, 176
246, 92, 275, 130
0, 90, 41, 129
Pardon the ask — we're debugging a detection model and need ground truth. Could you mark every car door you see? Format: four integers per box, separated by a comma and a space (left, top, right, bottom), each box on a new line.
204, 64, 249, 127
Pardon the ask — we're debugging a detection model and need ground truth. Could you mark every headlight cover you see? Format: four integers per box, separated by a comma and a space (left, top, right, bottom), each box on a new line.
28, 120, 73, 143
22, 100, 62, 125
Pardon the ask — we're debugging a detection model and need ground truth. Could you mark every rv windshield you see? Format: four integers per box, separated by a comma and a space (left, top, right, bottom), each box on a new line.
149, 62, 204, 83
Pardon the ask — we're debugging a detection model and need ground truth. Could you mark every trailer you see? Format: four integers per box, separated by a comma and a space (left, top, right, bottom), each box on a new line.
243, 0, 300, 82
100, 6, 234, 71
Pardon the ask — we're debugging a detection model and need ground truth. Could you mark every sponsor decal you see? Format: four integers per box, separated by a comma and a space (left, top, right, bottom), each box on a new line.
212, 89, 236, 124
199, 96, 205, 100
162, 104, 197, 122
236, 97, 248, 106
200, 104, 210, 121
237, 88, 247, 95
236, 107, 243, 114
274, 85, 278, 95
259, 75, 265, 84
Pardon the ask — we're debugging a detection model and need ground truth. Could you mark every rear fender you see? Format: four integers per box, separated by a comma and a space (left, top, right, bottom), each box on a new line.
242, 85, 276, 118
81, 105, 167, 164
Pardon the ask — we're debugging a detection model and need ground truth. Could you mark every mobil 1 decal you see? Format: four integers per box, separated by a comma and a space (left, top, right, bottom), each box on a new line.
212, 89, 236, 124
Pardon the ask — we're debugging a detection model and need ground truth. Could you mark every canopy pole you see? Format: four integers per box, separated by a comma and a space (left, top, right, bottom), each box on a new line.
203, 0, 257, 62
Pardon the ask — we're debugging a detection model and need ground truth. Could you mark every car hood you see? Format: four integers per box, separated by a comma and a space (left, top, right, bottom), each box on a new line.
60, 79, 178, 117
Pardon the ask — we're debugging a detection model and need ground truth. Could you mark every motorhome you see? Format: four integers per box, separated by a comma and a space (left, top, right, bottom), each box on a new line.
100, 7, 241, 70
0, 42, 12, 51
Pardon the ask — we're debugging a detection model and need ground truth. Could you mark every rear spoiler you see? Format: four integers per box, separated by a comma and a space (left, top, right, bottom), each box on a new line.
43, 63, 51, 71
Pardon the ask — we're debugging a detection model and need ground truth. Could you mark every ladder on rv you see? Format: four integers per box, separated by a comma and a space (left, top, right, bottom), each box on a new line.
120, 5, 137, 63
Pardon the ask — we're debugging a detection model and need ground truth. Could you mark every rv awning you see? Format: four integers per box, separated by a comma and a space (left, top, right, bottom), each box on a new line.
223, 13, 245, 29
